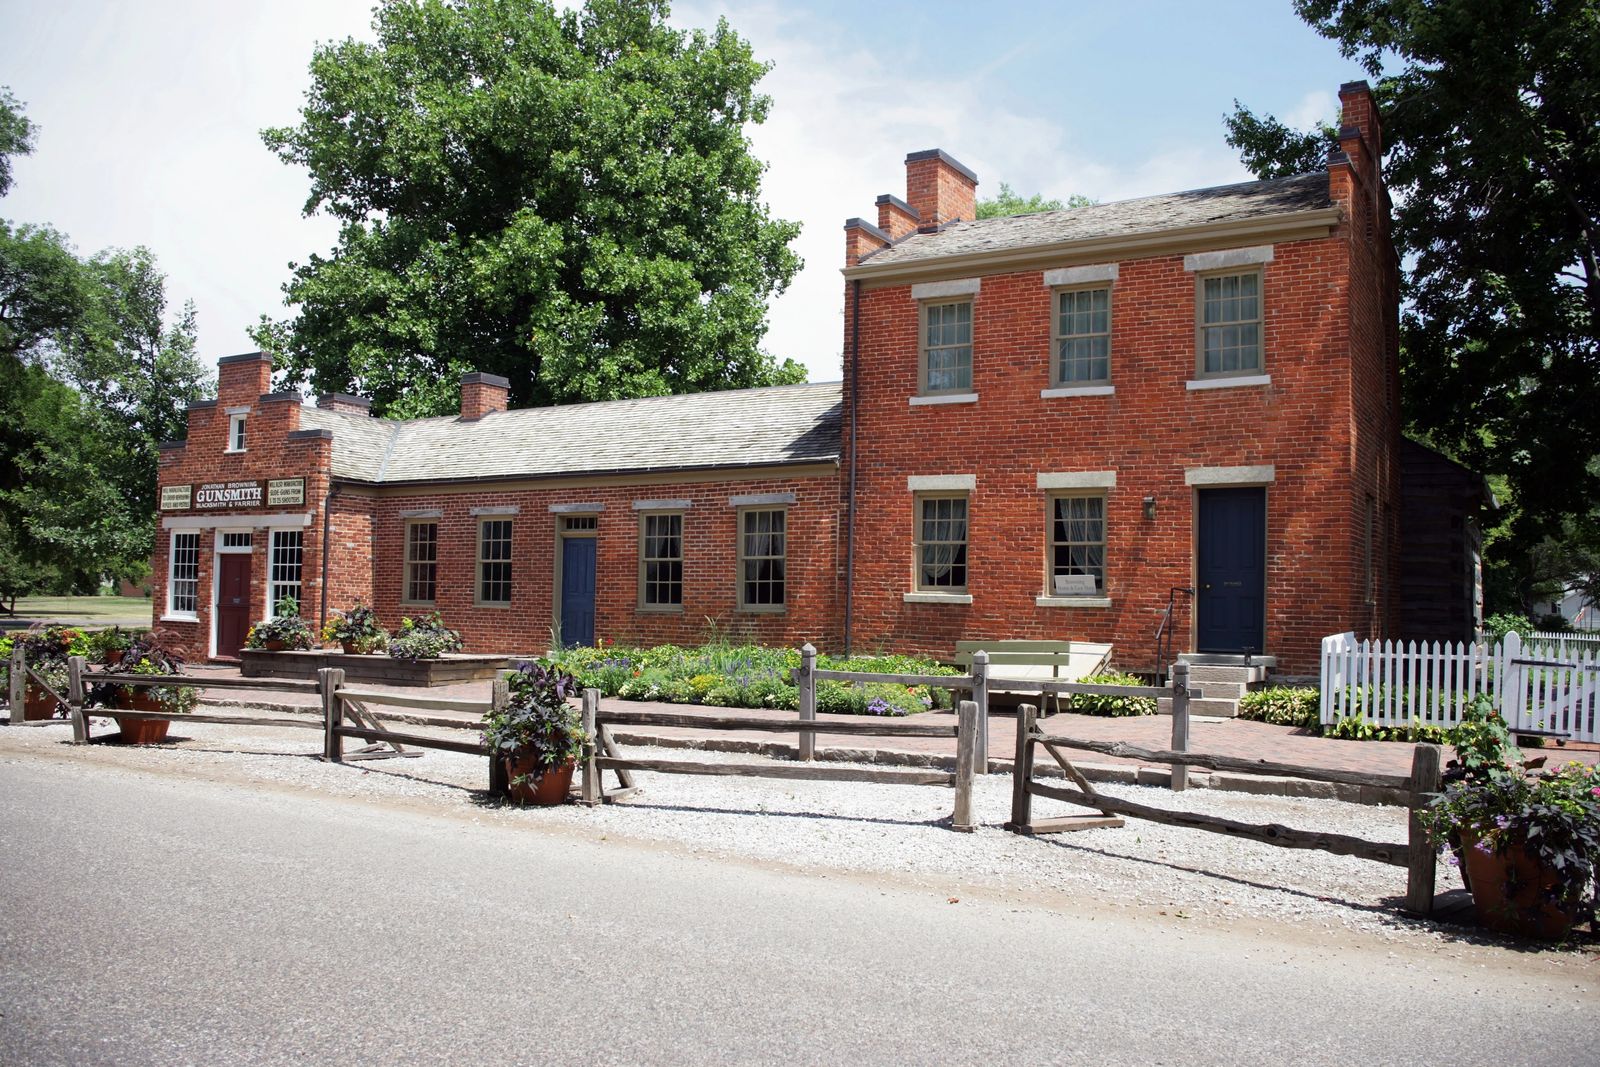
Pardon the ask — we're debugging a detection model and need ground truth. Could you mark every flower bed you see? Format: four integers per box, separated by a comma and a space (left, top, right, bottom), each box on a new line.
549, 642, 961, 716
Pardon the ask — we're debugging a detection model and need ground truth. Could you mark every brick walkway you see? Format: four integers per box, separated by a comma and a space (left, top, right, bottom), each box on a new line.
179, 665, 1597, 801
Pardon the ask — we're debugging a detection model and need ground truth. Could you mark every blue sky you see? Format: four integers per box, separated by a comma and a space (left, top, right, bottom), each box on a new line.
0, 0, 1365, 385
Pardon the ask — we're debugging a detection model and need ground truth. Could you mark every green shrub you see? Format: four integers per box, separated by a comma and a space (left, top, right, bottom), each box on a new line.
1068, 672, 1156, 716
1483, 612, 1536, 642
1237, 686, 1320, 729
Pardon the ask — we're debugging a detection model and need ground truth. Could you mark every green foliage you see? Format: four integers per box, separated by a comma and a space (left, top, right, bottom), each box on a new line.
975, 182, 1095, 219
255, 0, 805, 416
0, 85, 36, 198
1236, 685, 1321, 728
1448, 693, 1521, 780
481, 660, 589, 778
1067, 671, 1156, 717
387, 611, 466, 662
1483, 612, 1536, 643
245, 597, 317, 651
1229, 0, 1600, 579
1222, 101, 1336, 178
548, 640, 952, 714
321, 601, 389, 652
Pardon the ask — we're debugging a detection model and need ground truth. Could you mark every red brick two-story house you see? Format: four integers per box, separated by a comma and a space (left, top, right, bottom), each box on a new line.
151, 80, 1397, 677
838, 80, 1400, 675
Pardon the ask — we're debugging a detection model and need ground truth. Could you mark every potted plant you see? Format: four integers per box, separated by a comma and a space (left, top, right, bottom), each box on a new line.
480, 661, 590, 806
98, 630, 199, 744
1423, 697, 1600, 939
321, 601, 389, 654
387, 612, 464, 663
244, 596, 317, 652
15, 625, 89, 720
89, 626, 138, 666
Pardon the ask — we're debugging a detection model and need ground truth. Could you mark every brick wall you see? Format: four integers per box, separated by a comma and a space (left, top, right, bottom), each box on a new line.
841, 166, 1399, 673
365, 473, 842, 654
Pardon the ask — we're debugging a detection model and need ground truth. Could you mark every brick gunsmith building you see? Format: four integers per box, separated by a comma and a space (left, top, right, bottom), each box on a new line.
154, 81, 1416, 676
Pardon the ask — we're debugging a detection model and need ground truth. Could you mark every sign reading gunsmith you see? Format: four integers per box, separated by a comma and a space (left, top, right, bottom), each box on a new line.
195, 480, 265, 510
159, 484, 192, 511
267, 478, 305, 506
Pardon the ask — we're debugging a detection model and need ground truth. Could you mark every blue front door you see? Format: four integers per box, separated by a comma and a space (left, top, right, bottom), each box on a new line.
559, 536, 596, 648
1196, 487, 1266, 654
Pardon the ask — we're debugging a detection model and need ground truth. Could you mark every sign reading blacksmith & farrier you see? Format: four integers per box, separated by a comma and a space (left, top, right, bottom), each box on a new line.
195, 480, 265, 509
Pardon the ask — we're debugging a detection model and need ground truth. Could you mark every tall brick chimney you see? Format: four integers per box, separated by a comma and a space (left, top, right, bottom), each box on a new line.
217, 351, 272, 403
460, 371, 509, 421
904, 149, 978, 231
1338, 80, 1382, 163
875, 194, 920, 241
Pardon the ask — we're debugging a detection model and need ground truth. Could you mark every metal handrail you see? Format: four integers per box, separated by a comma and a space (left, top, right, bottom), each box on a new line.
1153, 586, 1194, 685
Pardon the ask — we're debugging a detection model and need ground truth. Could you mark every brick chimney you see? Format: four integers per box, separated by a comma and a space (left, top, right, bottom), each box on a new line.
217, 351, 272, 403
843, 217, 891, 268
316, 393, 373, 417
904, 149, 978, 231
875, 194, 920, 241
1338, 80, 1382, 164
460, 371, 509, 420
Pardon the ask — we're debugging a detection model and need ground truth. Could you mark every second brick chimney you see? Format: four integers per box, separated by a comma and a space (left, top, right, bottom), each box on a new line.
904, 149, 978, 231
460, 371, 509, 421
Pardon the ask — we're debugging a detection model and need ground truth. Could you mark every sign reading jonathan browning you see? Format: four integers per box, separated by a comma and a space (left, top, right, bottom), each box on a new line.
160, 484, 192, 511
195, 480, 264, 510
267, 478, 305, 506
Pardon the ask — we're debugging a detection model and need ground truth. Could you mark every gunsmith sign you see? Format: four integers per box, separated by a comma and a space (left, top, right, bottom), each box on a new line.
195, 480, 265, 510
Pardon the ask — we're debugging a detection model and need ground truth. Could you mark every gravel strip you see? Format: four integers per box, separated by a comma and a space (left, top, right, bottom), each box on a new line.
5, 716, 1466, 944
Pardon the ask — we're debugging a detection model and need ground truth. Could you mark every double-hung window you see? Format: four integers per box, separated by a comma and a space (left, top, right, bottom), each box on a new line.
477, 519, 512, 605
1048, 495, 1106, 596
1054, 286, 1111, 385
920, 301, 973, 394
1197, 270, 1262, 377
168, 532, 200, 617
639, 513, 683, 609
269, 530, 303, 614
227, 412, 247, 452
915, 496, 968, 592
738, 509, 786, 611
404, 521, 438, 604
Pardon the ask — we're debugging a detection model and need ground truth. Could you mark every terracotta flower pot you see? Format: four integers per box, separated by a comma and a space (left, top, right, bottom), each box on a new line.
1461, 831, 1582, 940
503, 756, 576, 806
23, 683, 59, 721
115, 689, 172, 744
264, 639, 287, 652
340, 640, 360, 655
104, 649, 125, 667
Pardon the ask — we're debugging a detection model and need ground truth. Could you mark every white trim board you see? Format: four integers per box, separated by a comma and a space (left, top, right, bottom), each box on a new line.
163, 512, 313, 530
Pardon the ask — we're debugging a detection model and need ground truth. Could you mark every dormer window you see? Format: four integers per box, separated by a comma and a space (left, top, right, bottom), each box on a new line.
227, 411, 248, 453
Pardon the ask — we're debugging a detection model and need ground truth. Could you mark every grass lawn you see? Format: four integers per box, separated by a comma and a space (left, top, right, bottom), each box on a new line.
2, 596, 154, 630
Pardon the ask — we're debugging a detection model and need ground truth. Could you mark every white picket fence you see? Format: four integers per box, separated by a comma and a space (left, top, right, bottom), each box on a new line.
1526, 630, 1600, 658
1320, 631, 1600, 742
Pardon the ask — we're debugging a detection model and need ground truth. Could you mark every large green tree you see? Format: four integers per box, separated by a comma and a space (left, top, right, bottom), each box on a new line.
0, 86, 35, 198
255, 0, 804, 416
1225, 0, 1600, 609
0, 93, 210, 592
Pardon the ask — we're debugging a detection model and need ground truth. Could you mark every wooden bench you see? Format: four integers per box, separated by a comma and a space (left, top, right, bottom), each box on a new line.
953, 640, 1114, 716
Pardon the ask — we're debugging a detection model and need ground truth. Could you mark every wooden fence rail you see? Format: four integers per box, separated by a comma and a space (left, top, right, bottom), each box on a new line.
1007, 662, 1444, 915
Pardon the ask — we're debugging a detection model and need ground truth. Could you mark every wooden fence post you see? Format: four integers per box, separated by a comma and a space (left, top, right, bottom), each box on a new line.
952, 699, 977, 832
319, 667, 345, 762
971, 648, 989, 773
581, 688, 600, 807
798, 643, 817, 762
1169, 662, 1190, 792
67, 655, 88, 743
1404, 742, 1443, 915
9, 643, 24, 725
487, 671, 511, 797
1008, 702, 1037, 832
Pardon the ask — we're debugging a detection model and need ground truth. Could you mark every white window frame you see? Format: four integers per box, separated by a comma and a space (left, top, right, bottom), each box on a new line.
268, 529, 304, 617
638, 511, 685, 611
1052, 284, 1112, 387
913, 493, 969, 594
403, 519, 438, 606
1194, 267, 1264, 379
476, 518, 513, 607
227, 411, 248, 453
165, 530, 201, 620
919, 299, 974, 396
1046, 492, 1108, 597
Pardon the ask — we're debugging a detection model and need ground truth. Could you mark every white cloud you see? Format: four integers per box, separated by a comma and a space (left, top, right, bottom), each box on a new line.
677, 2, 1255, 382
1285, 88, 1339, 131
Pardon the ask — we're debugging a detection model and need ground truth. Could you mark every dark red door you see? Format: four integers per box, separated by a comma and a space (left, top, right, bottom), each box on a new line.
216, 554, 252, 659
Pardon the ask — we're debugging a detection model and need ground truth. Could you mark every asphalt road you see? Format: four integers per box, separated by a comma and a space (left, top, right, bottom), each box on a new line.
1, 757, 1593, 1066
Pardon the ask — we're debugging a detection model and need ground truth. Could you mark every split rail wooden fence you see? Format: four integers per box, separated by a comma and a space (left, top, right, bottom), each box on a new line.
1006, 664, 1445, 914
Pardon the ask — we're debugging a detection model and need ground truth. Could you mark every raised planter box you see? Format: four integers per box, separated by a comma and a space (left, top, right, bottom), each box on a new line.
240, 650, 514, 687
